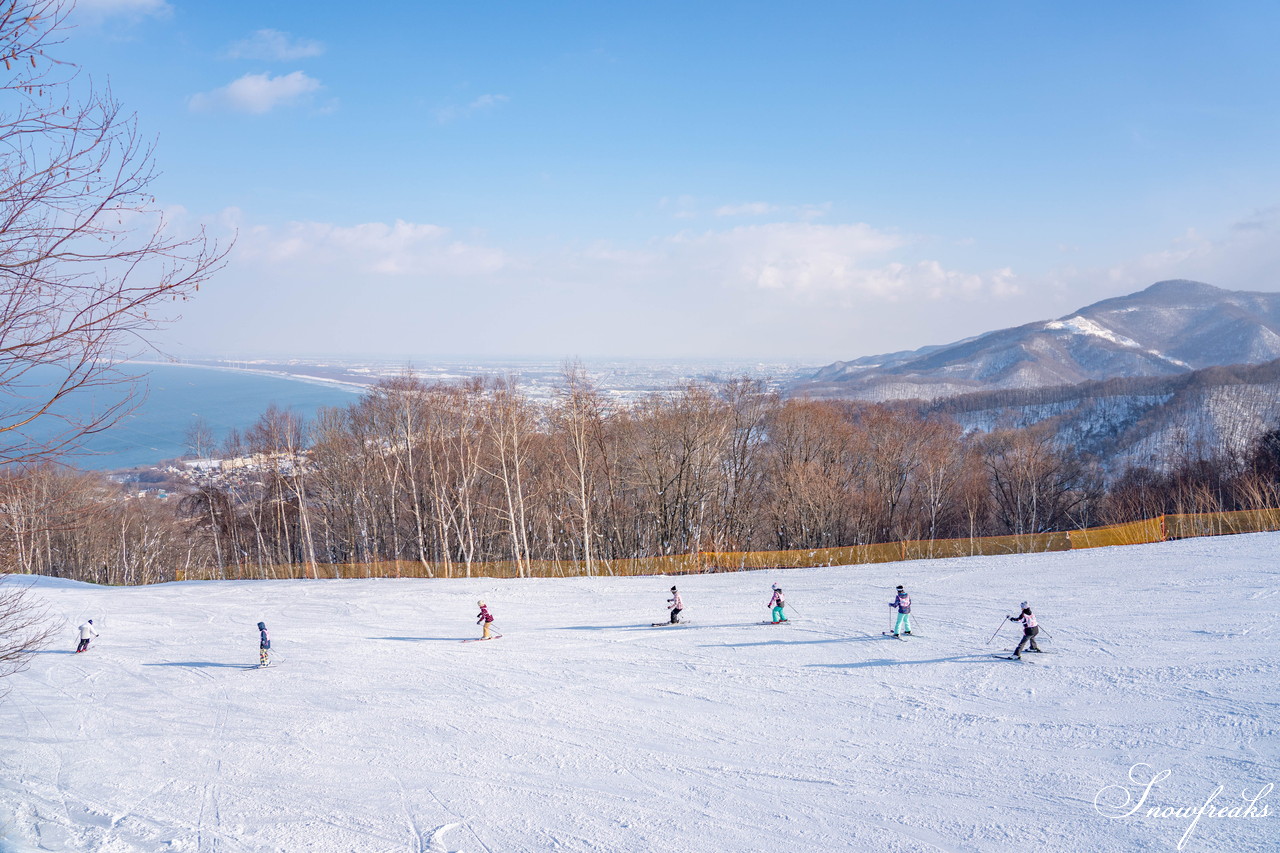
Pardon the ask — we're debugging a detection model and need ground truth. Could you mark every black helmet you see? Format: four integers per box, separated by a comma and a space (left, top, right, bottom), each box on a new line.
257, 622, 266, 631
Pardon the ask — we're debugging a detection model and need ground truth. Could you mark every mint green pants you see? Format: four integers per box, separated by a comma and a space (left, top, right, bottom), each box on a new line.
772, 606, 786, 622
894, 612, 911, 634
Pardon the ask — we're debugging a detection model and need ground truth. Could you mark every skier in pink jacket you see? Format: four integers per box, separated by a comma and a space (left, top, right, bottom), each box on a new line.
476, 600, 497, 640
667, 586, 683, 624
768, 584, 788, 623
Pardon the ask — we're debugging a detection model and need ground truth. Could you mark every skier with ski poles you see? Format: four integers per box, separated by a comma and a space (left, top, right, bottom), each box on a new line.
1007, 602, 1042, 658
258, 621, 271, 667
667, 586, 683, 624
476, 600, 498, 639
75, 619, 98, 653
767, 583, 788, 623
888, 585, 912, 636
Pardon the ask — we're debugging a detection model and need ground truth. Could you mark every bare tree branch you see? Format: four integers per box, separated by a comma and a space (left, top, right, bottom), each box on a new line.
0, 1, 228, 465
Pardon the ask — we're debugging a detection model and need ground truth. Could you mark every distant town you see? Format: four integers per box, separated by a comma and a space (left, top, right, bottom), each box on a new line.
156, 355, 823, 405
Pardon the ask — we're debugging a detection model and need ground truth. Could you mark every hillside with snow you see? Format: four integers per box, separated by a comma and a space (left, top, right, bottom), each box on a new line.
2, 535, 1277, 852
917, 359, 1280, 471
791, 280, 1280, 402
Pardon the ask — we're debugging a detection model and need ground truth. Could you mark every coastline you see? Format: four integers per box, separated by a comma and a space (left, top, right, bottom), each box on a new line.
126, 360, 371, 395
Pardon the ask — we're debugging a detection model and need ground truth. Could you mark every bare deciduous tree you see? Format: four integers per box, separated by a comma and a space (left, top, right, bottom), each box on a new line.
0, 1, 226, 465
0, 579, 60, 692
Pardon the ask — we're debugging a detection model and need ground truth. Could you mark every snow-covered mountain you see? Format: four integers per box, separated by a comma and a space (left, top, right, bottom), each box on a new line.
791, 280, 1280, 402
915, 359, 1280, 471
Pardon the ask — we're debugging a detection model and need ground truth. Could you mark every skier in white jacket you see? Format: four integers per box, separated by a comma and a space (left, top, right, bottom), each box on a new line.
667, 586, 683, 624
75, 620, 98, 653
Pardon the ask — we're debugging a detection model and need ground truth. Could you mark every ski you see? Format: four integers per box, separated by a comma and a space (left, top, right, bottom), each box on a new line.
650, 622, 687, 627
761, 620, 791, 625
991, 654, 1031, 662
881, 631, 904, 640
462, 634, 503, 643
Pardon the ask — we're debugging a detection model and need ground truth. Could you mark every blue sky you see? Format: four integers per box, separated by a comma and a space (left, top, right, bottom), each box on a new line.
63, 0, 1280, 361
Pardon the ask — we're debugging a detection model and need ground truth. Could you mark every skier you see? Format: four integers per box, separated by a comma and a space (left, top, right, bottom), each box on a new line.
74, 619, 98, 653
476, 600, 496, 639
888, 585, 911, 636
1008, 602, 1042, 658
667, 586, 683, 624
768, 584, 787, 623
258, 621, 271, 667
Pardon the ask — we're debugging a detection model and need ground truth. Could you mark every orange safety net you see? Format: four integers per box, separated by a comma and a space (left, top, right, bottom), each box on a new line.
1165, 508, 1280, 540
707, 542, 904, 571
903, 532, 1070, 560
1067, 518, 1164, 550
172, 508, 1280, 583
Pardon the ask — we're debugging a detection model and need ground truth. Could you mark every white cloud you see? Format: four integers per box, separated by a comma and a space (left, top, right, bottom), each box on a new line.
225, 29, 325, 61
661, 222, 1010, 301
1096, 208, 1280, 292
239, 219, 507, 277
714, 202, 778, 217
174, 211, 1014, 361
189, 72, 323, 115
658, 195, 699, 220
435, 94, 510, 124
682, 200, 832, 221
74, 0, 171, 19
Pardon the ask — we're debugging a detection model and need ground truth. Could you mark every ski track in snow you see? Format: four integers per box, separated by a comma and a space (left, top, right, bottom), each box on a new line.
2, 535, 1278, 852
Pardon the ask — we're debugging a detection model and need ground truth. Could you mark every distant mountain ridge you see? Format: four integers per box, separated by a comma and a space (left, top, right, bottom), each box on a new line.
790, 280, 1280, 402
907, 359, 1280, 472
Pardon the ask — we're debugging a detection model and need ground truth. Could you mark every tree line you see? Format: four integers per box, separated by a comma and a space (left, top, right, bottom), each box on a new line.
5, 369, 1280, 584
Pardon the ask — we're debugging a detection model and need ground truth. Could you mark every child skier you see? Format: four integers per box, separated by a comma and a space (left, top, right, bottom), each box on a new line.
258, 621, 271, 667
75, 619, 98, 653
889, 585, 911, 636
476, 600, 496, 639
768, 584, 787, 623
1008, 602, 1042, 658
667, 586, 683, 624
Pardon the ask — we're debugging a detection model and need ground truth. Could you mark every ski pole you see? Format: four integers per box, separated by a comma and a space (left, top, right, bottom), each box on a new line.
987, 616, 1007, 644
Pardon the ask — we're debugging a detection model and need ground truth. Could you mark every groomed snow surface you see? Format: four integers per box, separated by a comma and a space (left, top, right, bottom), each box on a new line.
2, 534, 1277, 853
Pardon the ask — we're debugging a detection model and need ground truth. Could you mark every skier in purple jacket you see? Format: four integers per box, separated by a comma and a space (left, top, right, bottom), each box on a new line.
889, 585, 911, 636
257, 622, 270, 667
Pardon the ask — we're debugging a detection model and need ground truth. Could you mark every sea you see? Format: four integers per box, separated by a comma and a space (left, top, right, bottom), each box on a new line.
9, 363, 365, 471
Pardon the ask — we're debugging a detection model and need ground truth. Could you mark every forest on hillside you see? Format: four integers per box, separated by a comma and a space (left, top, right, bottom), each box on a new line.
5, 370, 1280, 585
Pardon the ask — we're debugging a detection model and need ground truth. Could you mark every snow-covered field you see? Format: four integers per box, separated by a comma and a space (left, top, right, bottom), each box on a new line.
2, 535, 1277, 853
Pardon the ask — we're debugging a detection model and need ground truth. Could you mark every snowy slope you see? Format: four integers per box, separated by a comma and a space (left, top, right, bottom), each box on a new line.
1, 536, 1277, 853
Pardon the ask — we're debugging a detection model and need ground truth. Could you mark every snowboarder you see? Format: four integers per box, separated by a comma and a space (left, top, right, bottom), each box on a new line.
258, 621, 271, 667
667, 586, 683, 624
768, 584, 787, 623
74, 619, 98, 653
476, 600, 496, 639
889, 585, 911, 636
1008, 602, 1041, 658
